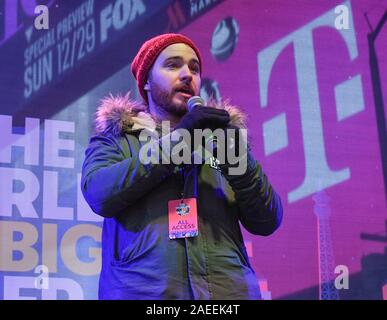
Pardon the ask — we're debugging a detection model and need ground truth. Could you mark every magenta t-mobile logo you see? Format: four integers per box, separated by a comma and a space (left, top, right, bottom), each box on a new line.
258, 0, 363, 203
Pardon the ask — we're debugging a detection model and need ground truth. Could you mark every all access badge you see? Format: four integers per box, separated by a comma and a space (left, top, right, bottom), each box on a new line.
168, 198, 198, 239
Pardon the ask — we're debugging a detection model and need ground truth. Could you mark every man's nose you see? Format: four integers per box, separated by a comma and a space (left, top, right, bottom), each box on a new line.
179, 64, 193, 82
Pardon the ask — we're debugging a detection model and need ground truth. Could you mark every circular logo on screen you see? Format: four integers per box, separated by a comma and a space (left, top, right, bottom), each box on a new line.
211, 17, 240, 61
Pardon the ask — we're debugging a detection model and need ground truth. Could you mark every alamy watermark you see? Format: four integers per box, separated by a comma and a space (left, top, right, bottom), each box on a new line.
137, 121, 249, 176
34, 265, 49, 290
34, 5, 49, 30
334, 264, 349, 290
334, 5, 350, 30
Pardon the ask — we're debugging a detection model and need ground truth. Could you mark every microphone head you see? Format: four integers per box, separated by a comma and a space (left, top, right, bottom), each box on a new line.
187, 96, 204, 112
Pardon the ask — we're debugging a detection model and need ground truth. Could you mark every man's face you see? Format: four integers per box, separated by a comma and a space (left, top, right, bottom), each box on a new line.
145, 43, 201, 117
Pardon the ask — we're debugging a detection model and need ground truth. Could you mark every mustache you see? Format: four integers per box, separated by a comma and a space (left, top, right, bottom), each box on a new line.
173, 84, 195, 96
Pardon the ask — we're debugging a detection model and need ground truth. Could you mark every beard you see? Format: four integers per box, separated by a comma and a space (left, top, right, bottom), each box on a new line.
149, 81, 188, 117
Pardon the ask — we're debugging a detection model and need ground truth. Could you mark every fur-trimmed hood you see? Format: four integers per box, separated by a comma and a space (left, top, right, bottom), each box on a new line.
94, 92, 247, 136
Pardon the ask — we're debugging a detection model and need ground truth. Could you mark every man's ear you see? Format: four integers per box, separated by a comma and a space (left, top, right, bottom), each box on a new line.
144, 77, 150, 91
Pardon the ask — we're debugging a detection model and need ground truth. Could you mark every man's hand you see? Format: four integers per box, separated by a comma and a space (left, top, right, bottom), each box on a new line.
216, 125, 251, 176
168, 106, 230, 165
175, 106, 230, 133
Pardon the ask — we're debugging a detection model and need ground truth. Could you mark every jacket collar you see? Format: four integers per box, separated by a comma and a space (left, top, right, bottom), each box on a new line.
94, 92, 247, 136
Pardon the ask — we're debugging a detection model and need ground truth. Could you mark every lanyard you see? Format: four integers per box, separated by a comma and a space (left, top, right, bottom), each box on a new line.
179, 165, 198, 201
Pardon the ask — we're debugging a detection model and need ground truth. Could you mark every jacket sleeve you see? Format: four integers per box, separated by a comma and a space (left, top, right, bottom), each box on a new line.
81, 133, 175, 218
220, 152, 283, 236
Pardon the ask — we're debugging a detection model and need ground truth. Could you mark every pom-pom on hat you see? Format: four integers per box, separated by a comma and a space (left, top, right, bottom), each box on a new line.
131, 33, 202, 103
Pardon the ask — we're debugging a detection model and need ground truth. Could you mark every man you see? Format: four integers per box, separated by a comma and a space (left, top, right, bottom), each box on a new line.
81, 33, 283, 300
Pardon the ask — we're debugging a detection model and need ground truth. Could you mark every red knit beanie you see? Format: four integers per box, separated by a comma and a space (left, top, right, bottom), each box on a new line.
131, 33, 202, 103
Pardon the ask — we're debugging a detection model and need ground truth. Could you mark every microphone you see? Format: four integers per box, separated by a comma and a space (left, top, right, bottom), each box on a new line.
187, 95, 204, 112
187, 96, 219, 165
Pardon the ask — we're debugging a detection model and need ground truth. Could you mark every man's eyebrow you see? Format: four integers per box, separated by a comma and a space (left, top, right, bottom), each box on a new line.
163, 56, 200, 65
163, 56, 181, 63
190, 58, 200, 65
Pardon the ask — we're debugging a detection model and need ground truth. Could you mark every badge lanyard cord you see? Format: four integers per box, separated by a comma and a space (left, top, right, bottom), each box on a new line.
181, 164, 199, 299
180, 165, 198, 202
180, 165, 186, 203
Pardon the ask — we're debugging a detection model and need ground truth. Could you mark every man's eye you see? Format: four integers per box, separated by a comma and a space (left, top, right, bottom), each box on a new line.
191, 66, 200, 73
166, 63, 179, 69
